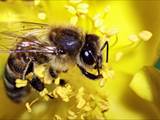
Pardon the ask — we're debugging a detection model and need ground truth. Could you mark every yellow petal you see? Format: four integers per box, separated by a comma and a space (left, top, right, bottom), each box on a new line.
129, 68, 154, 102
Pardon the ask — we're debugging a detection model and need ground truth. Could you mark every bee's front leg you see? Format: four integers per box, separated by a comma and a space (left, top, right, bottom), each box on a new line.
77, 64, 103, 80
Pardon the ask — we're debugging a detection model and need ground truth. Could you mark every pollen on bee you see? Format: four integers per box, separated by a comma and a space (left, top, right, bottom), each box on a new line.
54, 77, 60, 85
34, 64, 46, 78
15, 79, 28, 88
44, 70, 54, 85
26, 72, 34, 81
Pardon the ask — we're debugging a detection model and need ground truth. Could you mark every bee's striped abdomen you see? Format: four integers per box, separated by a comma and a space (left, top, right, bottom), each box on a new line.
4, 53, 30, 102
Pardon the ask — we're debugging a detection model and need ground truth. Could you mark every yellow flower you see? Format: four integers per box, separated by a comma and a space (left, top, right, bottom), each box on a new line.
0, 0, 159, 119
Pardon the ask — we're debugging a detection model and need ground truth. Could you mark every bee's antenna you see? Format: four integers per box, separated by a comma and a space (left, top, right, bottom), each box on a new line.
100, 41, 109, 63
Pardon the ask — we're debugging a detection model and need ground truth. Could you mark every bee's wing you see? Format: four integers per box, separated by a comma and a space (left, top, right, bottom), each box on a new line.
0, 32, 57, 54
0, 21, 51, 36
0, 21, 50, 32
0, 21, 51, 53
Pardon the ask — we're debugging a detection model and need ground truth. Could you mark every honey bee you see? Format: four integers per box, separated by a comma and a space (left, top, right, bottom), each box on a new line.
0, 22, 108, 102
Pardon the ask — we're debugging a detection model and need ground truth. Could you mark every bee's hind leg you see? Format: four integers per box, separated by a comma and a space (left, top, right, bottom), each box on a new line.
28, 73, 54, 99
23, 62, 53, 99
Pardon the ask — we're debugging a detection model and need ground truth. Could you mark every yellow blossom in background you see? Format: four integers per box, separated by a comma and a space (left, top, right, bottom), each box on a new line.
0, 0, 159, 120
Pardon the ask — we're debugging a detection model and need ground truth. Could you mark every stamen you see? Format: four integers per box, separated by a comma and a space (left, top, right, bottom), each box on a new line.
80, 113, 87, 120
25, 103, 32, 113
128, 34, 140, 42
65, 5, 77, 15
76, 87, 86, 109
94, 18, 104, 28
98, 99, 109, 113
139, 30, 152, 41
115, 51, 123, 61
70, 16, 78, 25
82, 102, 92, 111
53, 114, 62, 120
26, 72, 34, 81
25, 98, 39, 113
99, 78, 106, 88
34, 0, 41, 6
69, 0, 82, 4
104, 5, 110, 13
52, 84, 73, 102
67, 110, 77, 119
76, 3, 89, 14
38, 12, 46, 20
105, 28, 119, 37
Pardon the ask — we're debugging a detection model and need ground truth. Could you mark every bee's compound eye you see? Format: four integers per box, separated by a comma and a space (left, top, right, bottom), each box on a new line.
80, 49, 95, 65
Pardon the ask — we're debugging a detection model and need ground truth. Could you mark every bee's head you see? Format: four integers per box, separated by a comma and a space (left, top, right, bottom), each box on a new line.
80, 34, 102, 68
